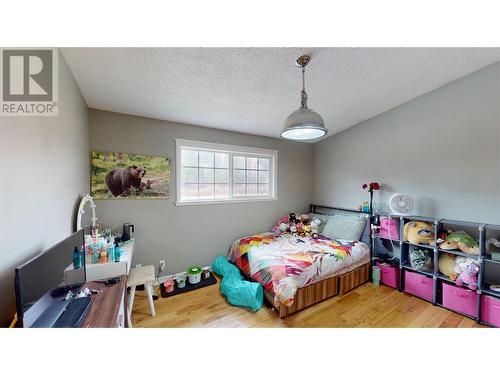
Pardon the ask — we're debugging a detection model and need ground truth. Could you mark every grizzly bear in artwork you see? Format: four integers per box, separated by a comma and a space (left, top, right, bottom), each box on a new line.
105, 165, 147, 197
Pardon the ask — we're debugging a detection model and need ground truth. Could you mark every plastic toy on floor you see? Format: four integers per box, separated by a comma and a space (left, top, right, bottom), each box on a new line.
212, 256, 263, 311
455, 259, 479, 290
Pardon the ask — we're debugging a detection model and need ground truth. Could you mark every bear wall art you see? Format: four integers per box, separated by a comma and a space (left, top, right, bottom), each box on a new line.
91, 150, 170, 199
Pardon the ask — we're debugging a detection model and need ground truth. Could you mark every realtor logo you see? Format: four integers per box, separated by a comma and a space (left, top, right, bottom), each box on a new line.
1, 48, 58, 116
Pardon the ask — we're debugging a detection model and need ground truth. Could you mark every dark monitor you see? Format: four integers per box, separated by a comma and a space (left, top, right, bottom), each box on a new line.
15, 229, 86, 327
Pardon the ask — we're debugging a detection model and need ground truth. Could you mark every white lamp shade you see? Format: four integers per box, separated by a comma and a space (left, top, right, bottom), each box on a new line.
281, 107, 328, 140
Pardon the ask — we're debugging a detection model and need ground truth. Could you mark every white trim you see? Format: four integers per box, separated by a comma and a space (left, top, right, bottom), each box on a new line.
175, 138, 278, 157
175, 197, 278, 206
175, 139, 278, 205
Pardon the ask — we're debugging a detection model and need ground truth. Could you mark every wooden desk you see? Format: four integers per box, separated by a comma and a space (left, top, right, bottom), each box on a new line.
81, 276, 127, 328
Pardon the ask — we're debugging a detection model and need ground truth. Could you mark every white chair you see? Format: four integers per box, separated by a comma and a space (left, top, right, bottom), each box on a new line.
127, 265, 156, 327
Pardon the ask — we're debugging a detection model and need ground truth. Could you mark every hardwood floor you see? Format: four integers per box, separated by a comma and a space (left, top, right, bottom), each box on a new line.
131, 280, 485, 328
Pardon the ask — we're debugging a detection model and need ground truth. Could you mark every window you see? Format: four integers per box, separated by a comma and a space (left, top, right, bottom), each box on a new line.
176, 139, 277, 205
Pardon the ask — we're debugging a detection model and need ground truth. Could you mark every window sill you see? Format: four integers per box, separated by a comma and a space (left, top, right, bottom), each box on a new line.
175, 197, 278, 206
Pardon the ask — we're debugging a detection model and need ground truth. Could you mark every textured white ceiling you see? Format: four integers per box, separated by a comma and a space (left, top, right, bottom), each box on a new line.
61, 48, 500, 141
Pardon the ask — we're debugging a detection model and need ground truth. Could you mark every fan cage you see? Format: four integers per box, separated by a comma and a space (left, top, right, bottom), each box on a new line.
389, 194, 414, 214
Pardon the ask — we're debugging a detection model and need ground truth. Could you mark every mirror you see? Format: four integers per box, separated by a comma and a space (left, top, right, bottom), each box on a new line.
76, 193, 97, 230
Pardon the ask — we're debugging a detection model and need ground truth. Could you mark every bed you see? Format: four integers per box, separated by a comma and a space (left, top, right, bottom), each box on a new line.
227, 205, 372, 318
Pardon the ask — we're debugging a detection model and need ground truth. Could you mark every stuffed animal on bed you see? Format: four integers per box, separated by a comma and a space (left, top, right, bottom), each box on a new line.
278, 222, 288, 232
439, 230, 479, 255
299, 213, 310, 224
302, 225, 313, 237
310, 217, 321, 235
272, 213, 319, 237
295, 222, 304, 234
404, 221, 436, 246
455, 259, 479, 290
272, 214, 290, 234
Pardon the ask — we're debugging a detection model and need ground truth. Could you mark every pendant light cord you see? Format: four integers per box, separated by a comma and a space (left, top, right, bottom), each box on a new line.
300, 67, 308, 108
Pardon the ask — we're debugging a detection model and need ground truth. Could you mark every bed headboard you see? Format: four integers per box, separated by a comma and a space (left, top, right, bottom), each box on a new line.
309, 204, 372, 245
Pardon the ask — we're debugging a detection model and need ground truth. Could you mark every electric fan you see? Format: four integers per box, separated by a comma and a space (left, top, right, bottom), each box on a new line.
389, 193, 415, 215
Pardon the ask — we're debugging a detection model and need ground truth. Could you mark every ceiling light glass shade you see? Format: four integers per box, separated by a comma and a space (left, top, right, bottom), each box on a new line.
281, 107, 328, 140
281, 55, 328, 141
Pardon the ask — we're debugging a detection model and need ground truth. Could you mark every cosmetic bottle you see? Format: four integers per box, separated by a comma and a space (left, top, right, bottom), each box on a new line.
73, 246, 81, 269
114, 237, 121, 262
92, 243, 99, 263
80, 245, 85, 267
107, 239, 115, 263
100, 247, 108, 263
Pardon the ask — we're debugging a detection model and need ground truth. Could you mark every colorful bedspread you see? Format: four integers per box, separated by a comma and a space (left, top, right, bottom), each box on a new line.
227, 233, 370, 307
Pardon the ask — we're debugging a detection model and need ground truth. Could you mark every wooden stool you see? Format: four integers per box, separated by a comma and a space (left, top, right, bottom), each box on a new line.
127, 265, 156, 327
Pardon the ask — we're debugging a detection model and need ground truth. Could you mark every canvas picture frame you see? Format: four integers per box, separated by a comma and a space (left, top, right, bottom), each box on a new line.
91, 150, 170, 199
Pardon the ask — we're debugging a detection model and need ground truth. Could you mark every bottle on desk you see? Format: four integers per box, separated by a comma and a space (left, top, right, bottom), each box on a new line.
73, 246, 81, 269
113, 237, 122, 262
107, 238, 115, 263
91, 243, 99, 264
80, 245, 85, 266
100, 247, 108, 263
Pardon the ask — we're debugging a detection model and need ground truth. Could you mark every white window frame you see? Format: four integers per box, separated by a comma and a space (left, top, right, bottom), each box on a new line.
175, 139, 278, 206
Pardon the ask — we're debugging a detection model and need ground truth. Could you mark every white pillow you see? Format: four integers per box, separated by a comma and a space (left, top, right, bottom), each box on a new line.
321, 214, 367, 241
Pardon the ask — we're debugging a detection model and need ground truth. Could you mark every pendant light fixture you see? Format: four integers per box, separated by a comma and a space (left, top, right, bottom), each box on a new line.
281, 55, 328, 141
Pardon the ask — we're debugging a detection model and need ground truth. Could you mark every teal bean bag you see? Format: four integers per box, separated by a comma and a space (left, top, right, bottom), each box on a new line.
212, 256, 263, 311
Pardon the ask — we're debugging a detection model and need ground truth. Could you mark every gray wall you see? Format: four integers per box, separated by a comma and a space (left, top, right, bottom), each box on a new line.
0, 53, 90, 326
313, 62, 500, 224
89, 109, 313, 275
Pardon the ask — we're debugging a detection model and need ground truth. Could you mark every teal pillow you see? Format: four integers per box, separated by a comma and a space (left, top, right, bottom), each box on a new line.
309, 213, 331, 233
321, 214, 367, 241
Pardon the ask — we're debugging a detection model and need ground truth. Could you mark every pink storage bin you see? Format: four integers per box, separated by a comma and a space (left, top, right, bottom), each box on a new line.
442, 283, 477, 317
404, 271, 433, 301
379, 217, 399, 240
376, 262, 399, 289
481, 295, 500, 327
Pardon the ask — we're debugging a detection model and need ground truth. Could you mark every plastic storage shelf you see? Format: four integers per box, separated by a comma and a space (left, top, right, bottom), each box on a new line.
483, 285, 500, 298
402, 263, 433, 278
371, 214, 499, 326
403, 241, 434, 250
438, 248, 478, 258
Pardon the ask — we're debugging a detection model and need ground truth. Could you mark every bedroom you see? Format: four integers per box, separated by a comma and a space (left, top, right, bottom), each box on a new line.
1, 1, 499, 373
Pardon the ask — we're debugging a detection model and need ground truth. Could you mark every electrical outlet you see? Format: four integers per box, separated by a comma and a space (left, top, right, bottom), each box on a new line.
159, 260, 166, 272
